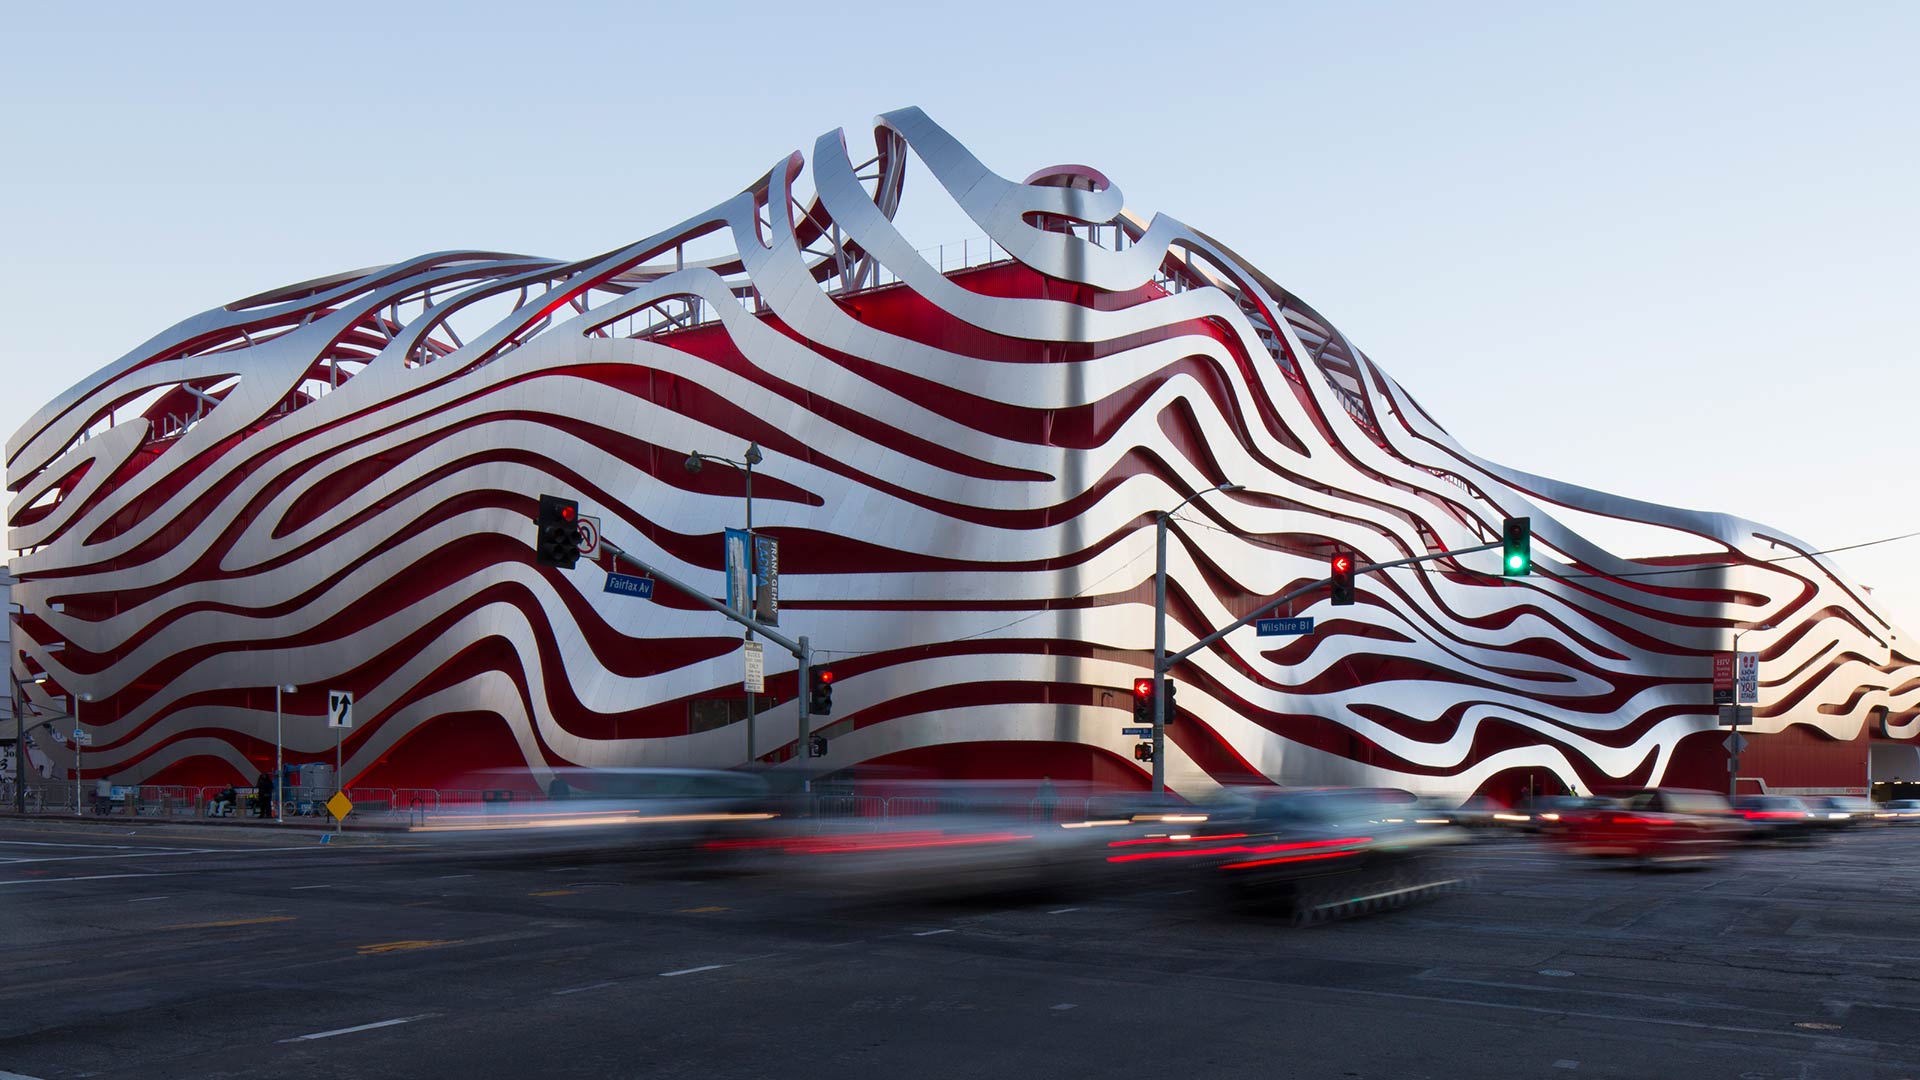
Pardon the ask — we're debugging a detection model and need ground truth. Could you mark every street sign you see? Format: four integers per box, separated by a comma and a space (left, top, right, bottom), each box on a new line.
1718, 705, 1753, 727
1723, 732, 1748, 755
327, 690, 354, 729
1736, 652, 1760, 705
754, 534, 780, 626
603, 571, 655, 599
71, 730, 92, 746
743, 641, 765, 693
326, 791, 353, 821
575, 514, 601, 559
1256, 617, 1315, 637
1122, 726, 1152, 737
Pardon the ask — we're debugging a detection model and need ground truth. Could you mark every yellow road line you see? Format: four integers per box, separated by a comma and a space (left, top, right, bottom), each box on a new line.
677, 906, 730, 914
529, 889, 578, 897
357, 939, 459, 955
161, 916, 296, 930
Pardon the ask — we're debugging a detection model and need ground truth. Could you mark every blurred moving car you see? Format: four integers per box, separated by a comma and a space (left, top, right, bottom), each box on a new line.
1874, 798, 1920, 823
1519, 795, 1619, 836
1555, 788, 1742, 865
1731, 794, 1817, 842
1802, 795, 1876, 828
416, 767, 781, 859
1184, 787, 1466, 923
1444, 795, 1535, 831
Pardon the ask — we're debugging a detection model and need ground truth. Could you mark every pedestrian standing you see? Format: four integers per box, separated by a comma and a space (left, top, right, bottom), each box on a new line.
255, 771, 273, 818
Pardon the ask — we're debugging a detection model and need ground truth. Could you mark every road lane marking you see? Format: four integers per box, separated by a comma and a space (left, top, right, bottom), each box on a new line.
0, 1070, 54, 1079
292, 885, 333, 890
912, 929, 954, 937
435, 874, 475, 879
0, 839, 195, 851
553, 981, 618, 996
529, 889, 577, 897
277, 1014, 436, 1042
357, 939, 457, 955
1553, 1062, 1579, 1070
1048, 908, 1081, 915
677, 906, 729, 914
1052, 1003, 1078, 1011
0, 872, 177, 887
659, 964, 728, 977
162, 916, 296, 930
127, 895, 173, 903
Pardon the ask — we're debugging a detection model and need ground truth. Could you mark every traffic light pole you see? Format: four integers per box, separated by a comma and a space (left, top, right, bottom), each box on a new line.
599, 539, 814, 786
1151, 538, 1505, 795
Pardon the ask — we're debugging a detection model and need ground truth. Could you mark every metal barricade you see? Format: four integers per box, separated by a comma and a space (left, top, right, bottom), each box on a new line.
812, 793, 886, 830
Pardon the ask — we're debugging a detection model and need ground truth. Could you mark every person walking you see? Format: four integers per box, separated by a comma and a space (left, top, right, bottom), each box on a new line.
1036, 775, 1059, 823
255, 771, 273, 819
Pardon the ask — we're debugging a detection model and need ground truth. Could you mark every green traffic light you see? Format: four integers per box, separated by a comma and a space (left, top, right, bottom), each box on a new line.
1507, 552, 1526, 571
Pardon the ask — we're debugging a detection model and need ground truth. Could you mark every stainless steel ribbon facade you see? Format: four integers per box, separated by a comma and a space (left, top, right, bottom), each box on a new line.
8, 108, 1916, 796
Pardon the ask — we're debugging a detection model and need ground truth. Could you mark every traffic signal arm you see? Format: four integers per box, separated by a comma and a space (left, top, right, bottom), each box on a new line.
1162, 537, 1513, 669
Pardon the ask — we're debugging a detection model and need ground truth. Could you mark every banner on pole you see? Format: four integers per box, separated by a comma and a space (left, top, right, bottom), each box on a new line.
725, 528, 751, 617
1736, 652, 1760, 705
1712, 653, 1735, 705
754, 534, 780, 626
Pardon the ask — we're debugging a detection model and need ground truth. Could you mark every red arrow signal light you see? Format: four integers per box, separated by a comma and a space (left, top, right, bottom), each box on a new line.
1134, 678, 1153, 698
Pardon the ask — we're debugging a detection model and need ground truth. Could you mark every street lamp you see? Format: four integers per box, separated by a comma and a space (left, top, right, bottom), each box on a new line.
1727, 622, 1772, 797
72, 691, 94, 817
275, 683, 297, 823
1152, 482, 1245, 795
686, 442, 764, 764
12, 671, 49, 814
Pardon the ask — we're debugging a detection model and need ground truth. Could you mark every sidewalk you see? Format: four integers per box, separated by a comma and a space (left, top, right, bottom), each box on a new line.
0, 809, 413, 836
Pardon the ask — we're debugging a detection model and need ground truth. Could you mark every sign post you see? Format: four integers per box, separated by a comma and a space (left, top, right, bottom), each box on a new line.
326, 690, 353, 834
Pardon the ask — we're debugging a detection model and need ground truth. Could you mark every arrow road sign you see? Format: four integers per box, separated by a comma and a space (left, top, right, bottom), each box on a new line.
1723, 732, 1748, 755
1256, 617, 1315, 637
326, 691, 354, 729
603, 572, 655, 599
1122, 726, 1153, 737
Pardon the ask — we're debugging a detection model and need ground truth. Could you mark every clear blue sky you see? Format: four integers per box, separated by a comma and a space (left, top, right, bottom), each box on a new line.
5, 1, 1916, 626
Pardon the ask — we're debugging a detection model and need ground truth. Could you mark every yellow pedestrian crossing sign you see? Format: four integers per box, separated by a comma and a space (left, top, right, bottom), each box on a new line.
326, 791, 353, 821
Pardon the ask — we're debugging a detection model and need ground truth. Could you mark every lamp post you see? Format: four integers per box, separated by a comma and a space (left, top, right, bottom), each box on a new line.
1152, 482, 1245, 795
12, 671, 50, 813
1728, 622, 1772, 797
275, 683, 297, 823
685, 442, 764, 764
72, 691, 94, 817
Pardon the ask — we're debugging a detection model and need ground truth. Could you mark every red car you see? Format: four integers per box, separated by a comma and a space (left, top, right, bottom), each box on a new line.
1556, 788, 1742, 865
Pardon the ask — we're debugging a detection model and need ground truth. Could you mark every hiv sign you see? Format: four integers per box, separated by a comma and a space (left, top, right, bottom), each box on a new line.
1712, 653, 1735, 706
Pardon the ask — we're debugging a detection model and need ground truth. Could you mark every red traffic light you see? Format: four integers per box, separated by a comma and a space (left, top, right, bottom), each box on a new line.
818, 669, 834, 684
1332, 554, 1351, 574
1134, 678, 1153, 698
560, 505, 575, 520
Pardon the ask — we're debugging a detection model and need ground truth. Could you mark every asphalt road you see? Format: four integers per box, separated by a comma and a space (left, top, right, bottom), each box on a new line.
2, 818, 1918, 1080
